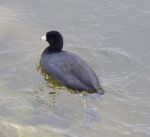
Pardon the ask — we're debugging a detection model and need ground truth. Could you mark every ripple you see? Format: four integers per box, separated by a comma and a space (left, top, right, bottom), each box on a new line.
0, 6, 16, 26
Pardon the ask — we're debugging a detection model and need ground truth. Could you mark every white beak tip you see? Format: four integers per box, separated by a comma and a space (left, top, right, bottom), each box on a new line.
41, 35, 46, 41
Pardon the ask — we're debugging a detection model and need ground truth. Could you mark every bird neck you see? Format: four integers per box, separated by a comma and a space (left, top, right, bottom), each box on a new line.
44, 45, 62, 53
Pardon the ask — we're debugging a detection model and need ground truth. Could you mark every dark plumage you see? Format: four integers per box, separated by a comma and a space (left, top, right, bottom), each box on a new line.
40, 30, 104, 95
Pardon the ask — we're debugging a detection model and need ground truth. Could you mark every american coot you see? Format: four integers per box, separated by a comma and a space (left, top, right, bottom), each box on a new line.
40, 31, 104, 95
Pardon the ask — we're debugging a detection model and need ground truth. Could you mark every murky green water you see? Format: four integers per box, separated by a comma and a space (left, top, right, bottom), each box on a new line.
0, 0, 150, 137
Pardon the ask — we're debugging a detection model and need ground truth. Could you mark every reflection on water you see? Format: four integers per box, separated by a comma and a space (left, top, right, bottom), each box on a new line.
36, 62, 102, 126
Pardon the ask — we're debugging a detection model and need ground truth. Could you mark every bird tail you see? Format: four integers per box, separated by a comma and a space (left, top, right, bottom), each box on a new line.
97, 86, 105, 95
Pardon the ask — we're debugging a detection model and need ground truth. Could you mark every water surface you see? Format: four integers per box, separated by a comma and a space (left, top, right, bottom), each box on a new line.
0, 0, 150, 137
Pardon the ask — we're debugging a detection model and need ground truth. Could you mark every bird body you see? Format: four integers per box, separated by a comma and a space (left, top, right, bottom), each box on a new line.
41, 31, 104, 95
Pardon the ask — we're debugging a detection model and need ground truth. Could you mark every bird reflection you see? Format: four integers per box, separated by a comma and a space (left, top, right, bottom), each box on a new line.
35, 62, 101, 125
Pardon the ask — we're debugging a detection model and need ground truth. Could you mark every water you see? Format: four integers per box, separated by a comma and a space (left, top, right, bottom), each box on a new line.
0, 0, 150, 137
